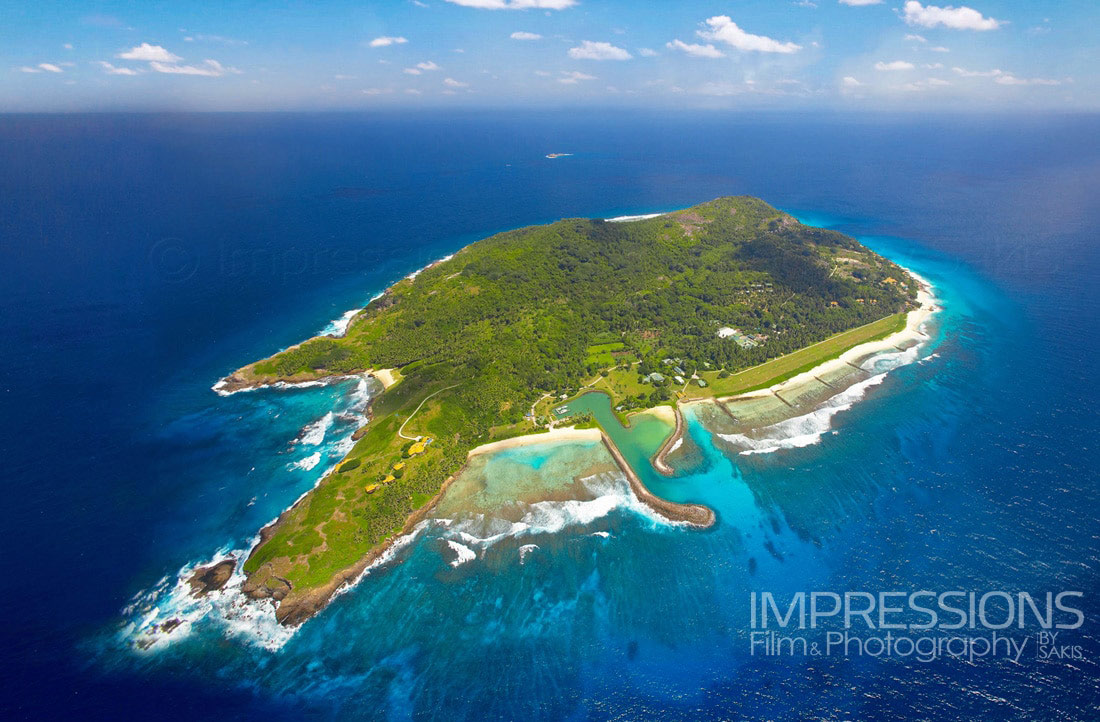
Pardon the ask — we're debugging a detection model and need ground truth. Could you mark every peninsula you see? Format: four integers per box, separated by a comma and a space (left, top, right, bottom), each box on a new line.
211, 196, 919, 625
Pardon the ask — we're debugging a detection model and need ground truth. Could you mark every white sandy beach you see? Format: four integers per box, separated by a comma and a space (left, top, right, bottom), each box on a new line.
370, 368, 399, 389
467, 426, 602, 457
638, 405, 676, 424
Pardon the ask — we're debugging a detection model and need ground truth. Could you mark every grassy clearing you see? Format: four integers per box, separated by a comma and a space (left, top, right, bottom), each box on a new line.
686, 312, 906, 398
585, 341, 627, 366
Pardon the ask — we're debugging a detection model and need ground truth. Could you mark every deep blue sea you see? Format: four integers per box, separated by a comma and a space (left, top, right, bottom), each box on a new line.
1, 111, 1098, 720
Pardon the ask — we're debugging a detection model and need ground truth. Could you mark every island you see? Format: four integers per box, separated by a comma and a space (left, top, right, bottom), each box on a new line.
208, 196, 920, 625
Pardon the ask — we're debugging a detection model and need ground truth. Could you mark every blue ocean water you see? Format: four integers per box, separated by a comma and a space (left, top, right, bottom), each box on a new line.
1, 111, 1098, 720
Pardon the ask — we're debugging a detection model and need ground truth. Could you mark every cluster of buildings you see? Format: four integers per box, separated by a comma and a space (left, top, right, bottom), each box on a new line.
716, 327, 767, 349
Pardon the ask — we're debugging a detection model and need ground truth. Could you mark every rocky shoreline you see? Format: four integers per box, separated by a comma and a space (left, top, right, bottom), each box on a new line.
599, 432, 715, 528
651, 405, 684, 477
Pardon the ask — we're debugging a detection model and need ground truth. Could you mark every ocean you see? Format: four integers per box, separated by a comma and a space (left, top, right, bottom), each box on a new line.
1, 111, 1097, 720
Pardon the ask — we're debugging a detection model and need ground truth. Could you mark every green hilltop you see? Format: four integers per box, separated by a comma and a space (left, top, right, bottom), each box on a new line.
229, 196, 918, 623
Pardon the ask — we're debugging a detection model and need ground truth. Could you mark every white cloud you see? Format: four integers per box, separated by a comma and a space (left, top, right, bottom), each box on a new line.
665, 39, 725, 58
923, 62, 944, 69
403, 68, 422, 75
150, 59, 234, 76
874, 60, 915, 71
842, 76, 863, 87
117, 43, 182, 62
405, 88, 422, 95
699, 15, 801, 53
37, 63, 63, 73
63, 43, 74, 50
97, 61, 140, 75
369, 36, 408, 47
510, 31, 542, 40
638, 48, 658, 57
952, 66, 1001, 77
444, 0, 576, 9
183, 34, 248, 46
905, 34, 928, 42
416, 61, 440, 71
994, 74, 1062, 86
568, 41, 632, 60
902, 77, 953, 91
534, 70, 552, 76
443, 77, 469, 87
930, 45, 950, 52
18, 66, 42, 73
839, 0, 883, 5
558, 70, 595, 84
902, 2, 1001, 31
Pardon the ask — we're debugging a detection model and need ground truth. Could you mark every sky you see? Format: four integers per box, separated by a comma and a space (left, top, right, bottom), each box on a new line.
1, 0, 1097, 112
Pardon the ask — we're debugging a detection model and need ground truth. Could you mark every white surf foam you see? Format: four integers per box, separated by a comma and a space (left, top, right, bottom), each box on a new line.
445, 540, 476, 567
406, 253, 455, 282
120, 549, 295, 654
298, 411, 335, 446
320, 308, 360, 337
290, 451, 322, 471
430, 471, 682, 567
518, 544, 539, 563
719, 373, 889, 455
606, 212, 666, 223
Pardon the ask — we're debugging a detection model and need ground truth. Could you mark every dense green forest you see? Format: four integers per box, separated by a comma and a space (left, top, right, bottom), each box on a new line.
237, 196, 918, 621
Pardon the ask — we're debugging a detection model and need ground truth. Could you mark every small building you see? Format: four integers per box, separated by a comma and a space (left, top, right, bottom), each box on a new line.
673, 366, 685, 376
674, 375, 686, 385
365, 483, 381, 494
717, 326, 737, 338
392, 462, 405, 471
696, 378, 708, 387
644, 372, 666, 383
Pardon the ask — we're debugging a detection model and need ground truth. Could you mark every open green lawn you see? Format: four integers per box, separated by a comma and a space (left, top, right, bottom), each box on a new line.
686, 312, 906, 398
591, 364, 650, 406
585, 341, 627, 366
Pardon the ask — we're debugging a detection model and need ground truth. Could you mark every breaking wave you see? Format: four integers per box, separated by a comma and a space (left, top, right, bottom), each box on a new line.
719, 374, 888, 455
289, 451, 322, 471
298, 412, 335, 446
445, 541, 476, 567
428, 471, 681, 569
